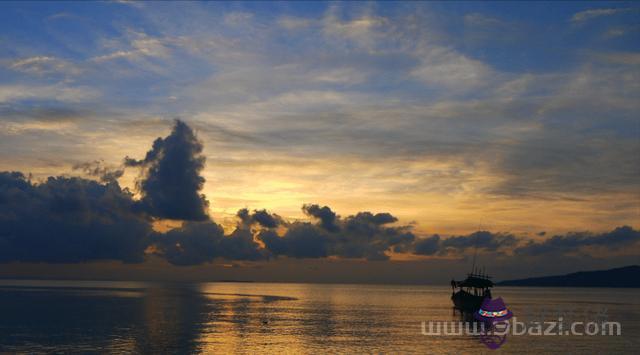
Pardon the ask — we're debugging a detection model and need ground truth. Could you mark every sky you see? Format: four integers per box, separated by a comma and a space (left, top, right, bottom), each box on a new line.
0, 1, 638, 283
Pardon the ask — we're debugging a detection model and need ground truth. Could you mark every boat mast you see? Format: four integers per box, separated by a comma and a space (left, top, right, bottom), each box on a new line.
470, 230, 479, 276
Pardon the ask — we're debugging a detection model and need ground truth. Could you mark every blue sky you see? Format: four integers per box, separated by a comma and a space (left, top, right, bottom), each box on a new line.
0, 1, 639, 235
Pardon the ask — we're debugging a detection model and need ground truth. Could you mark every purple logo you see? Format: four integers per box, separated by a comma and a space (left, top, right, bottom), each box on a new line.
474, 297, 513, 350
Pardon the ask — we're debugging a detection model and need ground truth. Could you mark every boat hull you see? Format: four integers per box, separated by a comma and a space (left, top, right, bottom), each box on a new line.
451, 290, 486, 313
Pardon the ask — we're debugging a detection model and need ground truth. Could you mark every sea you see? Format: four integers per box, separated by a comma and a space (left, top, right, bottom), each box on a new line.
0, 280, 638, 354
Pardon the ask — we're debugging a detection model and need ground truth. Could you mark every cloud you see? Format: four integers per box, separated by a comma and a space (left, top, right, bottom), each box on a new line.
0, 84, 100, 103
260, 223, 329, 258
0, 121, 267, 266
594, 51, 640, 66
236, 208, 284, 229
311, 67, 369, 85
261, 205, 415, 260
412, 226, 640, 259
441, 231, 517, 252
150, 220, 264, 265
2, 119, 634, 268
515, 226, 640, 256
88, 31, 177, 77
322, 6, 386, 49
111, 0, 145, 9
75, 5, 632, 211
0, 106, 88, 123
1, 0, 639, 272
302, 204, 339, 232
411, 47, 492, 90
73, 160, 124, 183
413, 235, 441, 256
8, 56, 81, 76
224, 12, 254, 27
125, 119, 209, 221
412, 231, 516, 256
571, 8, 629, 23
463, 13, 504, 27
0, 171, 150, 263
92, 32, 171, 63
0, 163, 637, 265
277, 16, 313, 30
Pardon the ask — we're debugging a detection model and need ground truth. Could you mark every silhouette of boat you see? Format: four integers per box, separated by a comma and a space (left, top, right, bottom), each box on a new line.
451, 268, 493, 313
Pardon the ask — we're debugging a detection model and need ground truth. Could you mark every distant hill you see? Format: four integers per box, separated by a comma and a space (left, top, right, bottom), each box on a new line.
497, 265, 640, 288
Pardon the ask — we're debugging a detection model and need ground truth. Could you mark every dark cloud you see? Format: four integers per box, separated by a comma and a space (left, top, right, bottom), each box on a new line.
0, 167, 637, 266
514, 226, 640, 256
125, 119, 209, 221
441, 231, 517, 252
412, 231, 518, 256
260, 205, 415, 260
413, 235, 441, 255
338, 211, 413, 260
413, 231, 518, 255
259, 223, 329, 258
73, 160, 124, 183
257, 229, 287, 256
150, 221, 264, 265
0, 118, 637, 269
0, 171, 149, 263
351, 212, 398, 225
412, 226, 640, 259
302, 204, 339, 232
236, 208, 283, 229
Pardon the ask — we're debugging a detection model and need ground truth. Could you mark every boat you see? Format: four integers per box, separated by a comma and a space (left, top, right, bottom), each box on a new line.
451, 268, 493, 313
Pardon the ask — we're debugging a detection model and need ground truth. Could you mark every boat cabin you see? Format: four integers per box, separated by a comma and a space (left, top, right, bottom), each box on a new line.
451, 269, 493, 312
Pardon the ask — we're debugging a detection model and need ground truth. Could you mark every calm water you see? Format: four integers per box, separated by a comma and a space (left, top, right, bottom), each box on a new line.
0, 280, 638, 354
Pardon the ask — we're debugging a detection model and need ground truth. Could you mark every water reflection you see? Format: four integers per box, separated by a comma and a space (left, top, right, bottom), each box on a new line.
0, 283, 210, 353
135, 285, 209, 353
0, 281, 638, 353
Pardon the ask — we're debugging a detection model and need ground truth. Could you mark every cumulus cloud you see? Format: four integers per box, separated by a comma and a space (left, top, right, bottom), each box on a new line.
413, 235, 441, 256
302, 204, 339, 232
236, 208, 284, 229
0, 172, 149, 263
150, 221, 264, 265
260, 224, 329, 259
0, 167, 637, 265
3, 3, 639, 227
125, 119, 209, 221
260, 205, 415, 260
0, 120, 637, 268
441, 231, 517, 252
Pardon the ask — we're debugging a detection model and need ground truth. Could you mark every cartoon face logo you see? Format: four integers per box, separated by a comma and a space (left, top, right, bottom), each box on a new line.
474, 297, 513, 350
